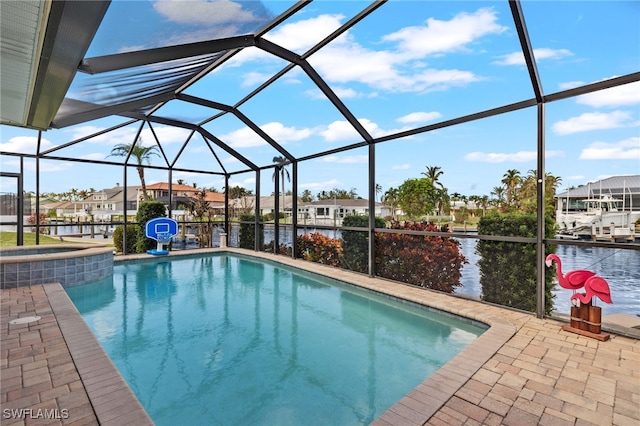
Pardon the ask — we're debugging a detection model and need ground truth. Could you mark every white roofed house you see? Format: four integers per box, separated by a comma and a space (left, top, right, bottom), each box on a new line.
298, 199, 392, 226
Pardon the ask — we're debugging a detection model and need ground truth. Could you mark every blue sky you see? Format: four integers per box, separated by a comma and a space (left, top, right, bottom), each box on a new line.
1, 0, 639, 200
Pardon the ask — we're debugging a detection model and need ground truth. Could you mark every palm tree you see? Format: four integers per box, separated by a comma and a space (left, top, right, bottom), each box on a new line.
501, 169, 521, 206
382, 187, 399, 220
375, 183, 382, 202
490, 186, 506, 210
422, 166, 446, 215
421, 166, 444, 188
272, 156, 290, 216
108, 138, 159, 202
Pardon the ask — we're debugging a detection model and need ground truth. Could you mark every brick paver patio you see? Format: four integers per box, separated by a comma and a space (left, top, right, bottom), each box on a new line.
2, 248, 639, 425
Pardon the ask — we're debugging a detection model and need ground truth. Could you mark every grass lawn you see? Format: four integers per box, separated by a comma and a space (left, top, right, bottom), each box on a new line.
1, 232, 66, 247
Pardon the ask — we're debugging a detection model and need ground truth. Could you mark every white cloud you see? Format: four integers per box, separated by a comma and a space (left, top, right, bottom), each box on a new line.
383, 8, 507, 59
322, 155, 368, 164
79, 153, 108, 161
392, 164, 411, 170
578, 137, 640, 160
576, 81, 640, 108
223, 156, 240, 164
332, 87, 361, 99
153, 0, 260, 25
0, 136, 55, 154
69, 126, 137, 145
397, 112, 442, 124
146, 126, 193, 144
319, 120, 365, 142
264, 14, 345, 52
2, 158, 71, 172
299, 179, 342, 190
220, 122, 311, 148
552, 111, 632, 135
67, 125, 191, 151
241, 71, 273, 88
558, 81, 585, 90
260, 122, 312, 143
464, 150, 563, 163
236, 8, 505, 94
493, 48, 572, 66
220, 127, 266, 148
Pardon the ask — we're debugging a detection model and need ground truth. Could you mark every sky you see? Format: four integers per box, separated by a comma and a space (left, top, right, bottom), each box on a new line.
1, 0, 639, 201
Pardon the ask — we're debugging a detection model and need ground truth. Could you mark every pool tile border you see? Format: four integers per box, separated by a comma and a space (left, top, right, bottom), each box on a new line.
43, 284, 153, 426
0, 244, 113, 289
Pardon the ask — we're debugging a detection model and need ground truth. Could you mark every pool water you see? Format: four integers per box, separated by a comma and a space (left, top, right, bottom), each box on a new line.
66, 253, 485, 425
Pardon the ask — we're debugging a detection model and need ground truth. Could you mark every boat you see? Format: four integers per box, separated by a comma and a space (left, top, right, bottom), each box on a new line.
556, 195, 640, 241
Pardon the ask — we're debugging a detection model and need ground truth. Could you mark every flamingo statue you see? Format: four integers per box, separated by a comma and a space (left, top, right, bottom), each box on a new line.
571, 276, 613, 307
545, 253, 596, 292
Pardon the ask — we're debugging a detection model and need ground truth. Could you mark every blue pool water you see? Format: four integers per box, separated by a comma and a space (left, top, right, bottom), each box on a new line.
66, 253, 485, 425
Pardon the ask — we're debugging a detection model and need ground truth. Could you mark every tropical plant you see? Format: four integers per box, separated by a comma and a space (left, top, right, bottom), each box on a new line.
27, 213, 49, 234
135, 201, 167, 252
296, 233, 342, 266
490, 186, 506, 209
382, 187, 399, 220
239, 213, 264, 249
189, 188, 216, 248
341, 214, 386, 273
375, 221, 466, 293
421, 166, 448, 215
476, 213, 556, 313
227, 185, 253, 199
501, 169, 522, 208
421, 165, 445, 189
108, 138, 160, 201
316, 188, 359, 200
397, 178, 438, 218
300, 189, 314, 202
113, 224, 139, 254
272, 156, 290, 215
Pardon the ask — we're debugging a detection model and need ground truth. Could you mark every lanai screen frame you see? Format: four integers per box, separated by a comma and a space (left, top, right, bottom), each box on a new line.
2, 0, 639, 319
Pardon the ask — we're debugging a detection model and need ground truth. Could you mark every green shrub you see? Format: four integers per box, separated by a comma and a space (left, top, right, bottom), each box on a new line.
476, 213, 555, 313
113, 224, 139, 254
239, 214, 264, 250
135, 201, 167, 252
341, 215, 386, 273
375, 221, 466, 293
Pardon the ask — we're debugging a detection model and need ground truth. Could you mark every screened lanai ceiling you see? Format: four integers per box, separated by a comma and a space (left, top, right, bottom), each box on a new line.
1, 0, 639, 192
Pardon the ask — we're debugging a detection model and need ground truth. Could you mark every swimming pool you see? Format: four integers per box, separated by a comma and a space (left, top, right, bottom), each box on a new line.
66, 253, 485, 425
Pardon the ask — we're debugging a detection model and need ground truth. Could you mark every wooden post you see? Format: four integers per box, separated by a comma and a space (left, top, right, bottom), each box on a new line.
588, 306, 602, 334
579, 302, 591, 331
570, 306, 581, 329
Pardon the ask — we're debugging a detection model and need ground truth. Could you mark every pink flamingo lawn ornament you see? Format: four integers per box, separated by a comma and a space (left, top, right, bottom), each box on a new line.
545, 253, 596, 293
571, 276, 613, 307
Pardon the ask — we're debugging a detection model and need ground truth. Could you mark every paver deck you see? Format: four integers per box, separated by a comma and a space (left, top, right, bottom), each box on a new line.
2, 247, 639, 425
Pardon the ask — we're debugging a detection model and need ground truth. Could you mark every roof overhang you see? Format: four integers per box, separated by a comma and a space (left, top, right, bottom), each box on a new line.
0, 0, 110, 130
